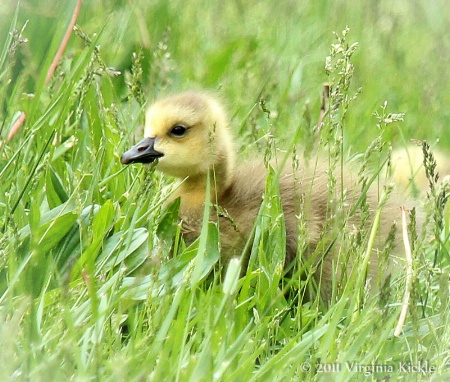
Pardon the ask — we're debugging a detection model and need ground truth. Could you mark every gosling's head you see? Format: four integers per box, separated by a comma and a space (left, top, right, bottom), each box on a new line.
121, 91, 235, 182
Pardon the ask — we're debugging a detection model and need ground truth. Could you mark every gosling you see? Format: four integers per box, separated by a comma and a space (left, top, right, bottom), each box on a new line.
122, 91, 417, 301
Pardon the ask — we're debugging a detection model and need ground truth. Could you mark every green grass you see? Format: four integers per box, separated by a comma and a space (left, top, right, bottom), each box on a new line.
1, 0, 449, 381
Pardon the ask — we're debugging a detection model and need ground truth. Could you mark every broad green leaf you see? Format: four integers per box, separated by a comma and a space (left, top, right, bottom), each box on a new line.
92, 199, 115, 237
36, 212, 78, 254
19, 201, 75, 237
45, 166, 69, 208
97, 228, 149, 275
56, 204, 100, 271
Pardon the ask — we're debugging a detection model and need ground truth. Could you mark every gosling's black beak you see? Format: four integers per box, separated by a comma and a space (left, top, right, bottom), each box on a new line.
121, 137, 163, 164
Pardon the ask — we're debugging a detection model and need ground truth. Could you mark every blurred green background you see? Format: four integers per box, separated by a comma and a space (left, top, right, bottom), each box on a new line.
1, 0, 449, 149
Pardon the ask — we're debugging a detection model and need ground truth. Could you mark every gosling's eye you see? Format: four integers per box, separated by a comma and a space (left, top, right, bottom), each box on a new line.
170, 124, 187, 137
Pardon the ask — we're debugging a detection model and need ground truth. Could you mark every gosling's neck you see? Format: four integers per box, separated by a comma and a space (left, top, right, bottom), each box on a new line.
178, 152, 235, 209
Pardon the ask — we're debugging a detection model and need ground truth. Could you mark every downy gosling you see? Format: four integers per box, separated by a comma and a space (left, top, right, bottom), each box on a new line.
122, 91, 418, 301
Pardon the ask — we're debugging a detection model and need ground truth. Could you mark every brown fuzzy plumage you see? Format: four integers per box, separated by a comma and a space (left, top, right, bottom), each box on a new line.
122, 91, 419, 301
